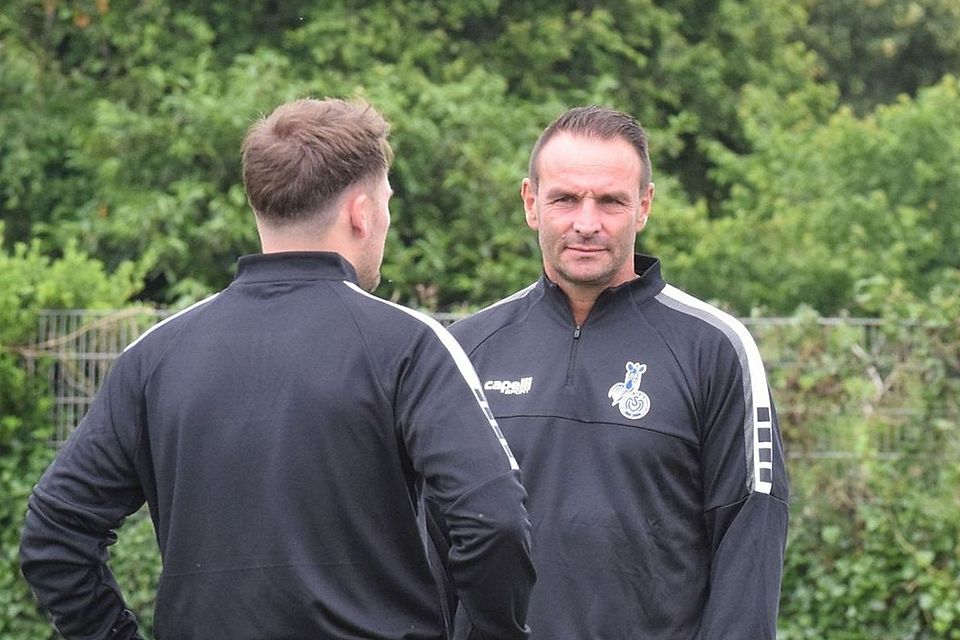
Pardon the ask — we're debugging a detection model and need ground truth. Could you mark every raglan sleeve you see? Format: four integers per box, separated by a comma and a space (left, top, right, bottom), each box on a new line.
393, 322, 535, 640
699, 330, 790, 640
19, 350, 147, 640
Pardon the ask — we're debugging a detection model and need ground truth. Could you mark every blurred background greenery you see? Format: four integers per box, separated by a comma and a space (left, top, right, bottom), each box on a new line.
1, 0, 958, 637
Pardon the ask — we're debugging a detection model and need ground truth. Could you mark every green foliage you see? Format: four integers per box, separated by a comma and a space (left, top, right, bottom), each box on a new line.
285, 0, 818, 209
766, 285, 960, 638
0, 364, 57, 640
0, 227, 145, 637
667, 76, 960, 315
108, 512, 162, 634
0, 25, 89, 247
1, 1, 959, 635
364, 69, 556, 307
54, 46, 301, 303
2, 0, 826, 308
0, 227, 143, 345
803, 0, 960, 114
784, 478, 960, 639
4, 0, 956, 314
4, 300, 957, 638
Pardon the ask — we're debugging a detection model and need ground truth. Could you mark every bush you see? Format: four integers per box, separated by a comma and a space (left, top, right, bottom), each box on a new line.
0, 228, 145, 637
1, 248, 957, 638
774, 281, 960, 638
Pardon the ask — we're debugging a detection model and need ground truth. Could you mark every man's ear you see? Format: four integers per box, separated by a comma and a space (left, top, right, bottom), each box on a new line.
346, 188, 371, 238
637, 181, 655, 232
521, 178, 538, 230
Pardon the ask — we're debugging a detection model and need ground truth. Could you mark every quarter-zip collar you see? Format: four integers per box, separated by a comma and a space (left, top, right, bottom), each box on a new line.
234, 251, 360, 284
535, 254, 665, 389
538, 253, 666, 329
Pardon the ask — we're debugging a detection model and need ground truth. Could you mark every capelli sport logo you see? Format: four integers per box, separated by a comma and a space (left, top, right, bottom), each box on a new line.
484, 377, 533, 395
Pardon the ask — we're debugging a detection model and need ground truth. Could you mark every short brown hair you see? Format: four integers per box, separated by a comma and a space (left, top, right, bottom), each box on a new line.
528, 106, 651, 188
241, 98, 393, 225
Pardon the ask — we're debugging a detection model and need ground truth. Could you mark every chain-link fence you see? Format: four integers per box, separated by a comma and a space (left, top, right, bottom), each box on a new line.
23, 308, 170, 442
21, 308, 464, 443
22, 309, 952, 461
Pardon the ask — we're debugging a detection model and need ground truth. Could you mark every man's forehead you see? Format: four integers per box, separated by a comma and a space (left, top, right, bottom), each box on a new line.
537, 135, 642, 185
540, 133, 639, 165
541, 131, 635, 154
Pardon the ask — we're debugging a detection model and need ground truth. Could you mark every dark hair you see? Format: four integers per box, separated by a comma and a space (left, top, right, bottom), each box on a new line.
528, 106, 651, 188
241, 98, 393, 225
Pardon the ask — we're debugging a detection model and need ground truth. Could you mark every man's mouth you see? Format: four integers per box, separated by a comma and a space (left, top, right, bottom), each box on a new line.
565, 245, 604, 254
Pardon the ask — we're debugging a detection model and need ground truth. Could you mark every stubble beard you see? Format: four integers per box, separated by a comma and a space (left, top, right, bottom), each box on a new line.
356, 247, 383, 292
551, 237, 620, 290
358, 265, 382, 292
555, 260, 617, 290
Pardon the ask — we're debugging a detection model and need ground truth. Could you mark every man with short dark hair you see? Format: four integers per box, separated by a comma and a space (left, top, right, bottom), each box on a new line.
442, 105, 789, 638
20, 98, 535, 640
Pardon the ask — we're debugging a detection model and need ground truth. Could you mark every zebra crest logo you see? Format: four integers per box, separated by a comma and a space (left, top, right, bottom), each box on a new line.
607, 361, 651, 420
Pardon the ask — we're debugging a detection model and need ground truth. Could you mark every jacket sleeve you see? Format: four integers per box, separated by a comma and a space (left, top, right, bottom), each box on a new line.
394, 322, 535, 640
699, 336, 790, 640
19, 352, 146, 640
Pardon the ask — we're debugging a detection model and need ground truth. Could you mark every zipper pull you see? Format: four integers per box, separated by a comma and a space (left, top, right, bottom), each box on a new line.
573, 325, 581, 339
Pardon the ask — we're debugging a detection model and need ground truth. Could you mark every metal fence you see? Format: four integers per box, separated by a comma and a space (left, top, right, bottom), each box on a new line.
25, 308, 170, 442
22, 308, 466, 443
23, 308, 941, 458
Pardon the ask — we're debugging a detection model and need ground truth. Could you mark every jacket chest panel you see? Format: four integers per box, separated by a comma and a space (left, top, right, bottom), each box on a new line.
473, 330, 701, 446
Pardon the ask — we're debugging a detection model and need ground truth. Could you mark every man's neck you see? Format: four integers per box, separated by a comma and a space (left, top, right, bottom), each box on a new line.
257, 220, 350, 256
554, 273, 639, 326
558, 285, 601, 326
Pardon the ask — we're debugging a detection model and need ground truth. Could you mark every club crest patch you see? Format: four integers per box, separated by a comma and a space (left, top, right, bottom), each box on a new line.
607, 361, 651, 420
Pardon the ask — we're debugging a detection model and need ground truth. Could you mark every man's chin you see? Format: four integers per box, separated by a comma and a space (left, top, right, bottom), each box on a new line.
558, 255, 611, 276
556, 267, 615, 289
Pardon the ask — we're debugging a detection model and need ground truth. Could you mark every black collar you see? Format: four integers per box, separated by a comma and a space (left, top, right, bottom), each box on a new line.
539, 253, 666, 325
234, 252, 359, 284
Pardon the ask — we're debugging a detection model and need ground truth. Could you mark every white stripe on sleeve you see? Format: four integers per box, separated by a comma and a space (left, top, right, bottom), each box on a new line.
344, 282, 519, 471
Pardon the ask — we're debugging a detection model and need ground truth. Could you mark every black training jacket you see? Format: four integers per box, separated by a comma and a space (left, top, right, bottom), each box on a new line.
447, 254, 789, 639
20, 252, 534, 640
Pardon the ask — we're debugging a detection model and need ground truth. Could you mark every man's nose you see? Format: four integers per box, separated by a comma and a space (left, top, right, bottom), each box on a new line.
572, 199, 601, 235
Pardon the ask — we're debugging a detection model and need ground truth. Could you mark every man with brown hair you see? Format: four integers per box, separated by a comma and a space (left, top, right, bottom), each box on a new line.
441, 105, 789, 638
20, 98, 535, 640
